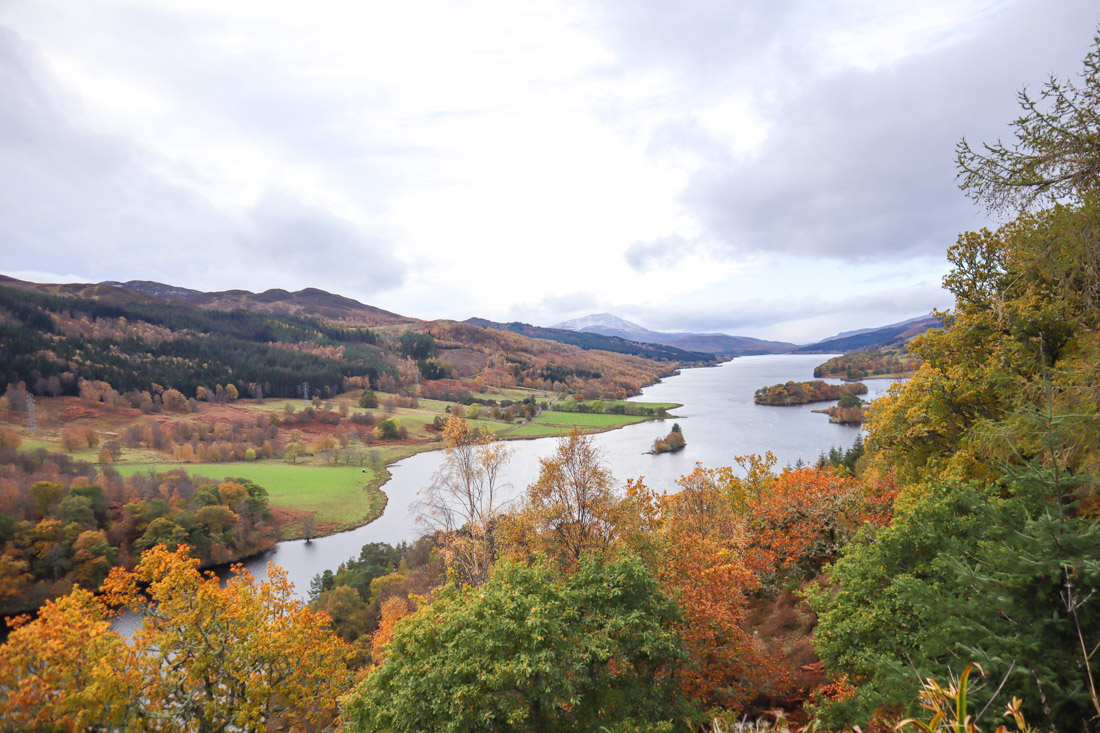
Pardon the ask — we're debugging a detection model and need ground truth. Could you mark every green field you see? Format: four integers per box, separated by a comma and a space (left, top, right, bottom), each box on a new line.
610, 399, 680, 410
504, 423, 579, 438
17, 438, 56, 453
533, 411, 650, 428
115, 461, 387, 538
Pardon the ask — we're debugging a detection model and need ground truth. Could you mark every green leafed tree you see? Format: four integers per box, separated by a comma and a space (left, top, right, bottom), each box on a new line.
341, 554, 695, 732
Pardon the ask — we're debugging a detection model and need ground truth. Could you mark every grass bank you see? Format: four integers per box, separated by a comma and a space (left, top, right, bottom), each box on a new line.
115, 462, 388, 540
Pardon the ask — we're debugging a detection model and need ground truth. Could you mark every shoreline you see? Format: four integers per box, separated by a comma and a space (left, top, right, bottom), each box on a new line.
91, 406, 680, 546
281, 403, 683, 541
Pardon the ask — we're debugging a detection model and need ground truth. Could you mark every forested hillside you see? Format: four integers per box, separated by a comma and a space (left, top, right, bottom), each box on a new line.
464, 316, 718, 363
0, 281, 688, 402
813, 349, 918, 381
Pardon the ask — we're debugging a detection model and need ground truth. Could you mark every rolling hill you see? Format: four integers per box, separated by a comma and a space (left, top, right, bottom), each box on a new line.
794, 315, 940, 353
101, 280, 412, 326
464, 318, 717, 364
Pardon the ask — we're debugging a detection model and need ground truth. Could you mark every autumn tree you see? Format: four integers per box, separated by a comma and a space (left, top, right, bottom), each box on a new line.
29, 481, 63, 520
516, 428, 621, 567
813, 32, 1100, 728
657, 466, 776, 712
651, 426, 687, 454
0, 588, 142, 730
358, 388, 378, 408
161, 388, 188, 412
0, 427, 21, 449
106, 545, 351, 729
369, 595, 412, 665
414, 417, 511, 584
745, 467, 866, 590
866, 195, 1100, 485
373, 417, 400, 440
0, 546, 351, 730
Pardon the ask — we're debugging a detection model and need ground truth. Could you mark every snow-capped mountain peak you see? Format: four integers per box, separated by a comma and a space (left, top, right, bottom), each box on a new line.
551, 313, 655, 337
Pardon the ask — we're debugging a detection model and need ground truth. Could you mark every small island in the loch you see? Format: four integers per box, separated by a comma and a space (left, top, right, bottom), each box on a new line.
649, 423, 686, 454
753, 379, 867, 406
815, 392, 867, 424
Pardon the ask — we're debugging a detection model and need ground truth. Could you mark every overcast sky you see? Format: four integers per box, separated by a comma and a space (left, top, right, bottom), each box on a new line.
1, 1, 1096, 342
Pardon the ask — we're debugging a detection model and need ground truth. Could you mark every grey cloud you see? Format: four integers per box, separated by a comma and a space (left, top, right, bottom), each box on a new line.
0, 26, 406, 295
592, 0, 1098, 263
0, 27, 234, 279
240, 193, 406, 291
625, 234, 689, 272
538, 291, 600, 313
507, 291, 601, 325
588, 1, 798, 86
646, 117, 731, 161
100, 5, 438, 202
679, 66, 971, 262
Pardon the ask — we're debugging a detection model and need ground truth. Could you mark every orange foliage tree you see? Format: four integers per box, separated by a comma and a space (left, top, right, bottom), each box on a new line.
0, 545, 351, 730
0, 588, 141, 730
656, 466, 781, 711
744, 466, 868, 590
648, 456, 896, 715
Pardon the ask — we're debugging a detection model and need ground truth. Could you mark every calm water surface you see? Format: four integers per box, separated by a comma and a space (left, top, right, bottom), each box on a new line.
235, 353, 898, 601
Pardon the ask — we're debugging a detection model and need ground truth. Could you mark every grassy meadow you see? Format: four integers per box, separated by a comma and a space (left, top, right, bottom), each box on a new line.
532, 410, 650, 428
115, 462, 388, 538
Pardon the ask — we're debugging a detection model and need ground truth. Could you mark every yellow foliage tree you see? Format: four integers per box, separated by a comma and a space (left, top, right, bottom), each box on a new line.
0, 545, 351, 730
0, 588, 141, 730
517, 427, 621, 568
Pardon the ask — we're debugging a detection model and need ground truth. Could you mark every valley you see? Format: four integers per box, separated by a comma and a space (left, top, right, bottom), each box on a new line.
2, 7, 1097, 731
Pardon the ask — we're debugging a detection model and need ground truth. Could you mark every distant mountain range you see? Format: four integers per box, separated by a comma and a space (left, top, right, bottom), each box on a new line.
544, 311, 940, 357
825, 315, 937, 341
464, 318, 716, 364
0, 276, 411, 327
793, 315, 940, 353
553, 313, 654, 340
550, 313, 796, 356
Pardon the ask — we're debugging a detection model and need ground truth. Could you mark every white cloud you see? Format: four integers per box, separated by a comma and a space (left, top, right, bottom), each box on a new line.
0, 270, 91, 285
0, 0, 1096, 339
